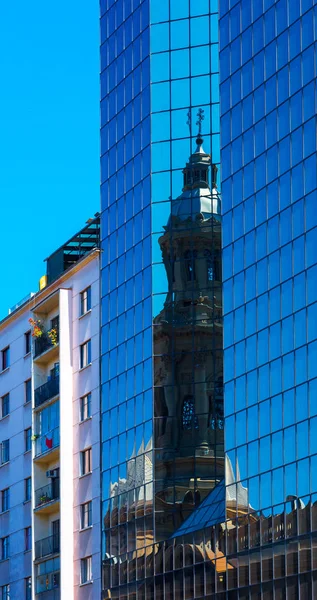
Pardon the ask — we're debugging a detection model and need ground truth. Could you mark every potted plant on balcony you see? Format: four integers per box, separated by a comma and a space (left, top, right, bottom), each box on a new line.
47, 327, 58, 346
40, 493, 50, 504
29, 318, 43, 338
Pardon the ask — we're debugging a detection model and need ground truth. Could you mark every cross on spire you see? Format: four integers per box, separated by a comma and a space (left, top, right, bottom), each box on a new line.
196, 108, 205, 138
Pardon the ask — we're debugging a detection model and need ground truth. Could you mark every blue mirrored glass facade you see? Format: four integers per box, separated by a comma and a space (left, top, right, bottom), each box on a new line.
219, 0, 317, 597
100, 0, 222, 598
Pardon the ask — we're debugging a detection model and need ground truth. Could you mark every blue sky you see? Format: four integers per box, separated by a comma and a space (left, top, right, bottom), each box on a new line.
0, 0, 100, 319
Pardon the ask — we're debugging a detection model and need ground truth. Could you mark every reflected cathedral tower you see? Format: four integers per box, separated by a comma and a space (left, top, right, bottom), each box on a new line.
102, 114, 224, 598
153, 113, 224, 539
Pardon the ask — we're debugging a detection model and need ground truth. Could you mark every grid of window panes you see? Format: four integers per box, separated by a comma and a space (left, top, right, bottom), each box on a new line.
100, 0, 223, 598
100, 0, 153, 596
219, 0, 317, 596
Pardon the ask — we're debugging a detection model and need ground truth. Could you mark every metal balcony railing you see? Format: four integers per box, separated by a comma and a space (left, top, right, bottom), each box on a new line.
35, 480, 60, 509
34, 427, 59, 457
34, 330, 59, 358
36, 587, 60, 600
34, 376, 59, 408
35, 535, 60, 560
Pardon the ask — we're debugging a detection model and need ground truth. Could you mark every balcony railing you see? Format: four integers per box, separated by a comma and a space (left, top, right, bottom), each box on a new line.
35, 427, 59, 457
35, 480, 60, 509
34, 327, 59, 359
36, 586, 60, 600
35, 535, 60, 560
34, 376, 59, 408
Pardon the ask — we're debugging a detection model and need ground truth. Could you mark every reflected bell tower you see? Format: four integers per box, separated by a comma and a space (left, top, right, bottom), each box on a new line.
153, 111, 224, 540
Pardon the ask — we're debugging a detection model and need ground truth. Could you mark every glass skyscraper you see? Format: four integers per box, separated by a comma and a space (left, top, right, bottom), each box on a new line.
219, 0, 317, 597
100, 0, 222, 598
100, 0, 317, 598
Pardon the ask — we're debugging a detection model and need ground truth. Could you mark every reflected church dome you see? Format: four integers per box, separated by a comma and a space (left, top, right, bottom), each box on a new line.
168, 135, 221, 227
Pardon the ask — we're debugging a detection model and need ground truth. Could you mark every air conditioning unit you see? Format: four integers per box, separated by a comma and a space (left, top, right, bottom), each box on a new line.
46, 469, 58, 478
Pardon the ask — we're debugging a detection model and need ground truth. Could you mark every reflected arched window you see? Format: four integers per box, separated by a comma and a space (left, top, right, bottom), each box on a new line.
204, 249, 216, 282
184, 250, 197, 281
209, 378, 224, 430
182, 396, 198, 430
207, 261, 214, 281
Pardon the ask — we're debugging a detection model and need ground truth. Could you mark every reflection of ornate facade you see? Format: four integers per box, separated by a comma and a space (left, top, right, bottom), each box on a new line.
153, 133, 224, 541
102, 129, 225, 598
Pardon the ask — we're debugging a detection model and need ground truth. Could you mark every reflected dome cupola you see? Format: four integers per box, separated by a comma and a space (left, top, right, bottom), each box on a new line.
168, 109, 220, 224
182, 108, 216, 192
183, 136, 211, 192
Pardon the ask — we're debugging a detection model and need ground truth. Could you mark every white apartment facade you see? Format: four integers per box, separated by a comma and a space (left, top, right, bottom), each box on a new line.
0, 218, 101, 600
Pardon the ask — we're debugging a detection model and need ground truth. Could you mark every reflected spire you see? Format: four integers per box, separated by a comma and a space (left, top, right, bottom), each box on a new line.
196, 108, 205, 146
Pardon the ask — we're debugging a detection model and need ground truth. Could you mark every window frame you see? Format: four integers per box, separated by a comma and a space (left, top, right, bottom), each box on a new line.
1, 394, 9, 419
25, 428, 32, 453
80, 448, 92, 476
24, 477, 31, 502
25, 577, 31, 600
1, 536, 9, 560
25, 379, 31, 404
0, 440, 9, 465
80, 393, 92, 422
24, 331, 31, 355
80, 556, 92, 584
1, 347, 9, 371
24, 526, 31, 552
80, 286, 92, 316
1, 584, 10, 600
1, 488, 9, 513
80, 501, 92, 529
80, 340, 92, 369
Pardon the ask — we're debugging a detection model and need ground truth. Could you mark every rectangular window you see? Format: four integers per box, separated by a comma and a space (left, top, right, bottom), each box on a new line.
25, 477, 31, 502
1, 536, 9, 560
24, 527, 31, 551
1, 584, 10, 600
25, 428, 32, 452
1, 394, 9, 419
80, 448, 92, 475
80, 556, 92, 584
80, 340, 91, 369
80, 501, 92, 529
80, 287, 91, 316
0, 440, 9, 464
80, 393, 91, 421
1, 347, 9, 371
24, 331, 31, 355
1, 489, 9, 513
25, 379, 31, 404
25, 578, 31, 600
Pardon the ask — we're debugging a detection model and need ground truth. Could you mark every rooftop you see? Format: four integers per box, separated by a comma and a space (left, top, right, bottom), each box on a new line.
4, 214, 100, 322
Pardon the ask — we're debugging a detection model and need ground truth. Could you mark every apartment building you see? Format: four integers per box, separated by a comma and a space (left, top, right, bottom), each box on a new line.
0, 216, 101, 600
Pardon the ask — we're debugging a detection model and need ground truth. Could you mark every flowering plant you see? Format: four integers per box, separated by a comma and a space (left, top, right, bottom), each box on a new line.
29, 317, 43, 338
47, 328, 58, 346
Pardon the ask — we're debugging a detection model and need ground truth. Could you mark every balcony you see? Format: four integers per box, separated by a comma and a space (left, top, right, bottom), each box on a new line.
34, 376, 59, 408
35, 534, 60, 561
36, 586, 60, 600
35, 480, 60, 514
34, 427, 59, 463
34, 326, 59, 365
